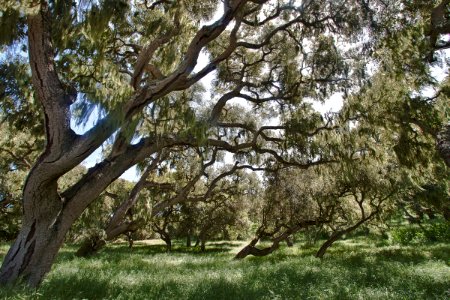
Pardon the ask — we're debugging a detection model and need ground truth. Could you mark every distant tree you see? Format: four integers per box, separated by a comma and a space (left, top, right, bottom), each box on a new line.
185, 169, 259, 251
314, 158, 404, 258
235, 167, 333, 259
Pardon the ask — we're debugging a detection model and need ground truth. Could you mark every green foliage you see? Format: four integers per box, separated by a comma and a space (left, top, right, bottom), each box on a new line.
391, 226, 427, 244
391, 220, 450, 245
0, 10, 24, 46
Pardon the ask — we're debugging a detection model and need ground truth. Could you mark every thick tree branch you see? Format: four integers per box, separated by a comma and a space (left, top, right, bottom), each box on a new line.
27, 2, 76, 169
124, 0, 251, 115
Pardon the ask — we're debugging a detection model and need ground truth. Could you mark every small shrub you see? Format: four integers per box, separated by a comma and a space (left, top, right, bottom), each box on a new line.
391, 221, 450, 244
391, 226, 419, 244
426, 221, 450, 242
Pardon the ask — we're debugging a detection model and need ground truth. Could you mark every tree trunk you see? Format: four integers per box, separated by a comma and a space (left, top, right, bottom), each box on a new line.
0, 221, 62, 287
315, 232, 343, 259
235, 220, 323, 259
162, 235, 172, 252
153, 227, 172, 252
443, 207, 450, 221
0, 139, 162, 285
222, 228, 230, 240
126, 232, 134, 248
200, 239, 206, 252
0, 189, 72, 287
186, 234, 192, 247
315, 214, 376, 259
0, 131, 164, 285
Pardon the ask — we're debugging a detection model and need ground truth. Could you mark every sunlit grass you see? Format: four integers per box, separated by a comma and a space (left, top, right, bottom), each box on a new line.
0, 238, 449, 299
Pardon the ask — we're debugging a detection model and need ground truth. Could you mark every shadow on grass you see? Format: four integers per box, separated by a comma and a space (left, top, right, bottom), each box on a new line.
104, 243, 235, 256
321, 252, 449, 299
40, 275, 114, 300
50, 242, 235, 266
1, 240, 449, 300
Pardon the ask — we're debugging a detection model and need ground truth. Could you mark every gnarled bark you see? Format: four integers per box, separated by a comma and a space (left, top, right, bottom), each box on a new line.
428, 0, 450, 60
0, 200, 66, 287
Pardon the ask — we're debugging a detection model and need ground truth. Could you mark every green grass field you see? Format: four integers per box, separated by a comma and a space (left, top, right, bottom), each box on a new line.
0, 238, 449, 299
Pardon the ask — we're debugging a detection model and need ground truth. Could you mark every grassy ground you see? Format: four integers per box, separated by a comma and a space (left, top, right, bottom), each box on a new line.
0, 238, 449, 299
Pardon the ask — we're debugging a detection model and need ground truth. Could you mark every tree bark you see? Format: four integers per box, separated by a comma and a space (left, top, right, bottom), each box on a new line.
234, 240, 280, 259
163, 237, 172, 252
186, 234, 192, 247
160, 233, 172, 252
125, 232, 134, 248
0, 133, 163, 285
315, 214, 376, 259
200, 239, 206, 252
315, 232, 343, 259
0, 190, 70, 286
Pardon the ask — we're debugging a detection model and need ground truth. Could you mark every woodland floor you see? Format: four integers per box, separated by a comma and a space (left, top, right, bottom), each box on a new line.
0, 237, 449, 299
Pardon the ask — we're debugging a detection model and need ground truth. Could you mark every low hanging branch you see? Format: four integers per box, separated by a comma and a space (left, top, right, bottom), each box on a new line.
235, 219, 328, 259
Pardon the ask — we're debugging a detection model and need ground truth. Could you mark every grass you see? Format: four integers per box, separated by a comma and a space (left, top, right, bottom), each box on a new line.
0, 238, 449, 299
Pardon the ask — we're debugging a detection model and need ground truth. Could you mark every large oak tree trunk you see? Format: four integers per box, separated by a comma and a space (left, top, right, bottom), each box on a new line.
0, 150, 158, 285
0, 186, 70, 286
200, 239, 206, 252
163, 236, 172, 252
154, 228, 172, 252
0, 222, 62, 287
